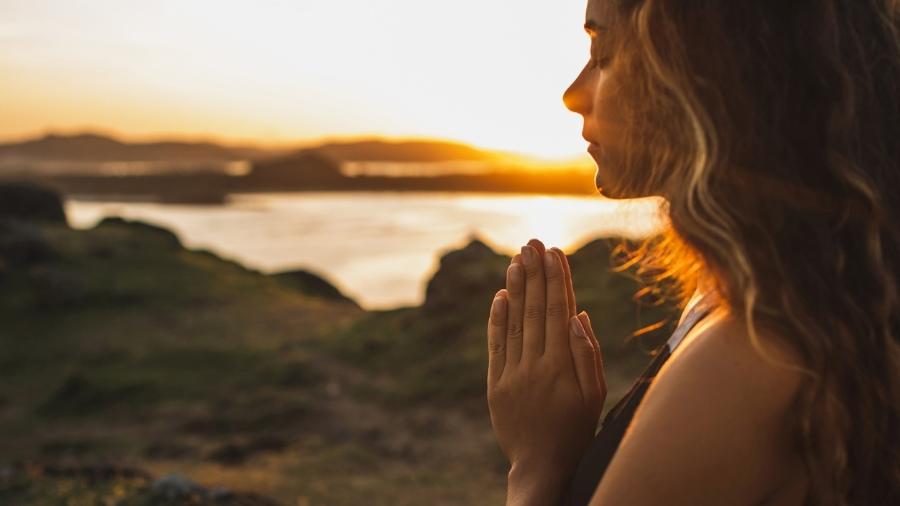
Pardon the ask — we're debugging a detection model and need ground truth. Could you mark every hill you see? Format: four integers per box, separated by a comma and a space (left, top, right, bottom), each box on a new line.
0, 133, 259, 162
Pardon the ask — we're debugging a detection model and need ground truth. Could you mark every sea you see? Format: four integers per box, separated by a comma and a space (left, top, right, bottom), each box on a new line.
65, 192, 666, 310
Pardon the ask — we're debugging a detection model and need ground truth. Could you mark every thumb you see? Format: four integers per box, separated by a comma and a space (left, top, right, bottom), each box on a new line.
569, 316, 602, 415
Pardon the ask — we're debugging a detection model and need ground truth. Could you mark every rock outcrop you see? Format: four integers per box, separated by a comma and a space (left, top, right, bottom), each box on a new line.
272, 269, 360, 308
421, 236, 509, 322
0, 182, 67, 225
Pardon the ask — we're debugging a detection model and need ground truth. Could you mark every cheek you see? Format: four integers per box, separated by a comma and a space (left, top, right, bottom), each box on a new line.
589, 70, 642, 199
591, 72, 627, 148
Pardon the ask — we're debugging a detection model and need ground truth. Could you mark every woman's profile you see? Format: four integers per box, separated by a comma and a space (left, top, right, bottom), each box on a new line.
485, 1, 899, 505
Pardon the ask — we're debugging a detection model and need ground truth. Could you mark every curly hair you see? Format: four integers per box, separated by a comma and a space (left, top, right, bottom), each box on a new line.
603, 1, 900, 504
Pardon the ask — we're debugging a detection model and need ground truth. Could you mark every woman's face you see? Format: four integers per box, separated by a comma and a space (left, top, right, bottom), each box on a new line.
563, 0, 631, 199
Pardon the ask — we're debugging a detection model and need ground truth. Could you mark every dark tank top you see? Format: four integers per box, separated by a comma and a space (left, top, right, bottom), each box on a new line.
562, 289, 717, 506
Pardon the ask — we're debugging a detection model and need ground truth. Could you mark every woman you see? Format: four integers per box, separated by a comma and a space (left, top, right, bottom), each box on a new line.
486, 1, 900, 505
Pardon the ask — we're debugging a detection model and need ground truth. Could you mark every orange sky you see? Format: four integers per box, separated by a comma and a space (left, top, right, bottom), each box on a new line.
0, 0, 593, 159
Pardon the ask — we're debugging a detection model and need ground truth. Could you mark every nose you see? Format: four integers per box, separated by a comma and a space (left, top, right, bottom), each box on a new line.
563, 67, 591, 115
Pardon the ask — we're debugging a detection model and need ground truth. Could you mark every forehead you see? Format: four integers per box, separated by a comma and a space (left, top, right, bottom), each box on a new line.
586, 0, 615, 28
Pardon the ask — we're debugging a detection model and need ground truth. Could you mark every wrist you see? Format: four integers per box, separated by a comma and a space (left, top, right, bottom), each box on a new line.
506, 461, 571, 506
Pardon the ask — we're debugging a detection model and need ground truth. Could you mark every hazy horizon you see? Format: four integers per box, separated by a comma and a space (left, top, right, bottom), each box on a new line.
0, 128, 595, 165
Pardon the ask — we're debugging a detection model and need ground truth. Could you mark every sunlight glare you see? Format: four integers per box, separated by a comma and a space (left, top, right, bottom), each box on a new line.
453, 194, 667, 254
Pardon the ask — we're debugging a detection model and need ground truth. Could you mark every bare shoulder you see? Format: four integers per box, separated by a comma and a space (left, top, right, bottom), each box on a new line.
589, 310, 809, 506
670, 309, 809, 407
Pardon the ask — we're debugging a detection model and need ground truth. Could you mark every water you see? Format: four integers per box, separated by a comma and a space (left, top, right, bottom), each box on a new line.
65, 192, 666, 310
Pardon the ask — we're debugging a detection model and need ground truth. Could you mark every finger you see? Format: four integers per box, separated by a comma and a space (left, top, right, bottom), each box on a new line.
569, 316, 603, 416
551, 247, 577, 318
527, 238, 546, 259
505, 261, 525, 366
543, 249, 571, 361
521, 244, 547, 362
487, 290, 508, 388
578, 311, 606, 396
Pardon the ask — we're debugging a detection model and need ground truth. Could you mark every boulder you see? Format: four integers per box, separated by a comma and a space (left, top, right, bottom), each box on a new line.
0, 182, 67, 224
421, 236, 509, 324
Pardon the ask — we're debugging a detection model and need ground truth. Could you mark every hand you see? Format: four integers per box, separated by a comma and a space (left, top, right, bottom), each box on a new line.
486, 239, 607, 490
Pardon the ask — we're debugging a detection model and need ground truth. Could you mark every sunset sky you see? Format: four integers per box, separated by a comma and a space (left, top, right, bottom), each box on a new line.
0, 0, 592, 159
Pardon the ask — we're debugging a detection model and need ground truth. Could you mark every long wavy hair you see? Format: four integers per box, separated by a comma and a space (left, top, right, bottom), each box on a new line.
602, 1, 900, 504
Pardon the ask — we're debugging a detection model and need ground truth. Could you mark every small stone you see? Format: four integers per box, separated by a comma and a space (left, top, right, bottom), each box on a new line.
150, 473, 202, 501
326, 381, 341, 397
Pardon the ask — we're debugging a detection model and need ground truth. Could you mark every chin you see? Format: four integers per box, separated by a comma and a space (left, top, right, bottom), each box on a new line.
593, 165, 625, 200
593, 159, 662, 200
590, 145, 624, 199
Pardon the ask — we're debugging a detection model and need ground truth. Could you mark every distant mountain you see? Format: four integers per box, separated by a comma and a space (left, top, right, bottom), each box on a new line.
0, 133, 265, 162
0, 133, 508, 164
309, 139, 504, 163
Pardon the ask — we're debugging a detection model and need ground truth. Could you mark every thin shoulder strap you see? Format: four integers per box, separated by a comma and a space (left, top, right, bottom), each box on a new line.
666, 290, 717, 353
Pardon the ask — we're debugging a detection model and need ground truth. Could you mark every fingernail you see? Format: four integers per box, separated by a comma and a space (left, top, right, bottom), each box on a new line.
521, 246, 533, 265
570, 317, 586, 337
543, 251, 556, 271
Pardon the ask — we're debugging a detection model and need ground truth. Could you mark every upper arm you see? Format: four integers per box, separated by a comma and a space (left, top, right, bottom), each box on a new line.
588, 318, 807, 506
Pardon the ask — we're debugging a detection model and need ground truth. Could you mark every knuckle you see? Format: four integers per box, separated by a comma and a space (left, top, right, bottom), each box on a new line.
524, 305, 544, 320
544, 265, 561, 280
507, 323, 523, 340
520, 364, 539, 382
538, 361, 561, 378
523, 264, 542, 279
546, 302, 567, 319
488, 341, 506, 355
506, 266, 522, 294
574, 344, 596, 359
525, 362, 560, 384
